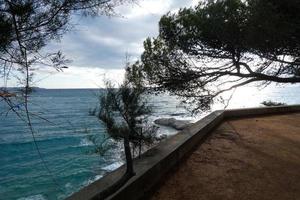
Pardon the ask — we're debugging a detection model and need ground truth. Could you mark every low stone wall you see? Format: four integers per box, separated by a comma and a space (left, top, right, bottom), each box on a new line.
67, 105, 300, 200
224, 104, 300, 118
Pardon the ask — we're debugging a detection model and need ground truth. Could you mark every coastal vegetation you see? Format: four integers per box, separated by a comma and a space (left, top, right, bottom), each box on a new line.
94, 61, 161, 198
261, 100, 286, 107
1, 0, 300, 199
139, 0, 300, 112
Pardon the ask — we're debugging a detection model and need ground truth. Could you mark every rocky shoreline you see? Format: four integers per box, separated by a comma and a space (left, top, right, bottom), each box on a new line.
154, 118, 192, 130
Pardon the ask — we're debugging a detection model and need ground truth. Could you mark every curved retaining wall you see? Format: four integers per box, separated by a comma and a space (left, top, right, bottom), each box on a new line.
67, 105, 300, 200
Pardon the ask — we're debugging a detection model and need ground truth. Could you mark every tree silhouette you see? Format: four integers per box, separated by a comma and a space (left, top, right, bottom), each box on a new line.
96, 61, 159, 198
140, 0, 300, 112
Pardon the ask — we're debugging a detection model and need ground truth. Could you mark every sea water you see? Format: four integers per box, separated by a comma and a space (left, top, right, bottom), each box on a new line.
0, 86, 299, 200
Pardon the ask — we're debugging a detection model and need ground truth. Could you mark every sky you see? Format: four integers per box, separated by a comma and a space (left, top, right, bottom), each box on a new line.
30, 0, 199, 88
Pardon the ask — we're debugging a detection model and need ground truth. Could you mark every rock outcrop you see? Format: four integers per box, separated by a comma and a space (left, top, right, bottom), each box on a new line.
154, 118, 192, 130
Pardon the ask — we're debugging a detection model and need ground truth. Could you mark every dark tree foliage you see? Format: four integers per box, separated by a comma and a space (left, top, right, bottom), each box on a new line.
96, 62, 159, 199
0, 13, 11, 52
140, 0, 300, 112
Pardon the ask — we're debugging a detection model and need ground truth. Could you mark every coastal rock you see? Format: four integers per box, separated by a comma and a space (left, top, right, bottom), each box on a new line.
154, 118, 192, 130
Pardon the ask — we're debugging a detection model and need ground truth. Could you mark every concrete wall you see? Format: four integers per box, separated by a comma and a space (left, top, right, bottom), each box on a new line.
224, 105, 300, 118
67, 105, 300, 200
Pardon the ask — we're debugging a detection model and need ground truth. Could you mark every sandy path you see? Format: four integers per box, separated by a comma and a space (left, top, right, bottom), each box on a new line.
150, 113, 300, 200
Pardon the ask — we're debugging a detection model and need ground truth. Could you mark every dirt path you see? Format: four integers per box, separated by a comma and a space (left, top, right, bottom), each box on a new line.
151, 113, 300, 200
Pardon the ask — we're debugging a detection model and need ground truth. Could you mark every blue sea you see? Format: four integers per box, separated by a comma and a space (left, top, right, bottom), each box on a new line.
1, 86, 300, 200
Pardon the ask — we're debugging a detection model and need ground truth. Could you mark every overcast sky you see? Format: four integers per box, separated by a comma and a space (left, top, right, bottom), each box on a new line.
29, 0, 198, 88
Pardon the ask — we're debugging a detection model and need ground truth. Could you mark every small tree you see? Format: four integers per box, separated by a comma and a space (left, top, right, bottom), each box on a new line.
96, 61, 159, 198
139, 0, 300, 112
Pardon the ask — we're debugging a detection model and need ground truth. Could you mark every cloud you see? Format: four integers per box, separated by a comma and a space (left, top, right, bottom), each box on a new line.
119, 0, 173, 19
34, 66, 125, 89
40, 0, 200, 88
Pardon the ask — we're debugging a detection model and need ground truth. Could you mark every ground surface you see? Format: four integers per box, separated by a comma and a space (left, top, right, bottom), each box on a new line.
151, 113, 300, 200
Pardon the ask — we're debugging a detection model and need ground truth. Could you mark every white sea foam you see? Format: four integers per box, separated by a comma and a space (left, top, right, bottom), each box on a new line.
90, 175, 103, 183
65, 182, 72, 189
82, 174, 104, 186
101, 161, 123, 171
79, 138, 94, 147
18, 194, 46, 200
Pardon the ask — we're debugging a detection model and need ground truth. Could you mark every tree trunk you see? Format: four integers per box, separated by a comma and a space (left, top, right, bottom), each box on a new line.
138, 127, 142, 158
94, 136, 135, 200
124, 134, 135, 176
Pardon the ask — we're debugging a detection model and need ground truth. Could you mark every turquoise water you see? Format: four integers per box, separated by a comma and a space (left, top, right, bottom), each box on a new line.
0, 89, 188, 200
1, 86, 300, 199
